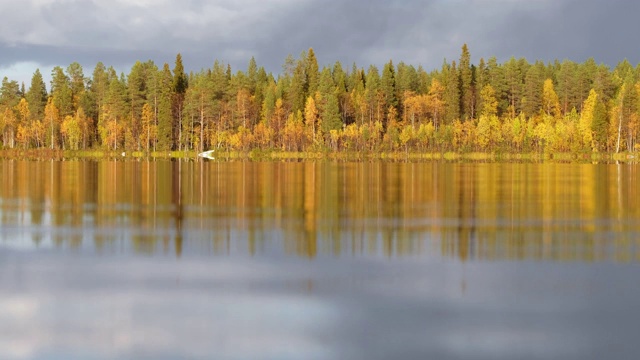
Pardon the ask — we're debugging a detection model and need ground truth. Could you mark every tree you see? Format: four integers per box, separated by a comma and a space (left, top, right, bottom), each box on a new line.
320, 92, 341, 135
26, 69, 48, 121
289, 51, 308, 115
365, 65, 381, 124
306, 48, 319, 96
99, 71, 128, 150
61, 113, 82, 150
44, 97, 61, 149
318, 67, 341, 134
75, 107, 90, 150
15, 98, 30, 127
459, 44, 474, 120
556, 60, 579, 114
487, 56, 507, 116
333, 61, 350, 124
157, 63, 174, 151
503, 57, 526, 117
396, 62, 419, 120
304, 96, 319, 142
140, 103, 157, 151
247, 56, 258, 92
542, 79, 561, 118
479, 84, 498, 118
67, 62, 85, 111
173, 53, 188, 149
51, 66, 73, 117
1, 107, 17, 148
443, 60, 460, 124
522, 61, 545, 117
0, 77, 20, 111
381, 60, 397, 120
89, 62, 109, 136
579, 89, 598, 151
592, 98, 608, 151
427, 79, 445, 131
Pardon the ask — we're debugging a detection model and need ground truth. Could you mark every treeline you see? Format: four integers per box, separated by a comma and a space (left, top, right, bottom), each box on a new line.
1, 45, 640, 154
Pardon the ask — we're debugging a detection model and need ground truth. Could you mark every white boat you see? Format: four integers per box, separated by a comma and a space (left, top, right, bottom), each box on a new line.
197, 150, 215, 160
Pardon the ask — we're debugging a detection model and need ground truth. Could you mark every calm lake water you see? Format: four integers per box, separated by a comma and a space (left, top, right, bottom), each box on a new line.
1, 159, 639, 359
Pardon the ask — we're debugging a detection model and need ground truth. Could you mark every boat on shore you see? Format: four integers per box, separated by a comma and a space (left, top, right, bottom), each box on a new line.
197, 150, 215, 159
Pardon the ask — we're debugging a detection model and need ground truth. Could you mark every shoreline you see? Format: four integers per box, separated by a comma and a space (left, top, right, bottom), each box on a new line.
0, 148, 637, 163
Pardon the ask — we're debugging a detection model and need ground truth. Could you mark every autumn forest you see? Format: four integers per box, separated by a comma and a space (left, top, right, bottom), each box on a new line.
1, 44, 639, 155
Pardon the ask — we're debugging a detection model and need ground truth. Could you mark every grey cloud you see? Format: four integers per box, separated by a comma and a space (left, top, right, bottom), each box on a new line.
1, 0, 639, 86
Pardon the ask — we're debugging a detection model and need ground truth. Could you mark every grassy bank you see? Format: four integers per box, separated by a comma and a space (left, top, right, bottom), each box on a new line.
0, 148, 637, 163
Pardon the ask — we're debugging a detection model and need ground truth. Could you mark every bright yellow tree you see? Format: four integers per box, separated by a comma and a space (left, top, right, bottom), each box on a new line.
542, 79, 561, 119
44, 98, 61, 149
140, 103, 156, 151
579, 89, 598, 151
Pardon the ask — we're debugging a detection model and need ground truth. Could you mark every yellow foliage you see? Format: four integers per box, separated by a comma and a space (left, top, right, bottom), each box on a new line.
399, 125, 415, 151
61, 114, 82, 150
253, 122, 274, 149
542, 79, 561, 118
15, 124, 30, 149
14, 98, 30, 125
140, 103, 157, 151
479, 85, 498, 117
579, 89, 597, 151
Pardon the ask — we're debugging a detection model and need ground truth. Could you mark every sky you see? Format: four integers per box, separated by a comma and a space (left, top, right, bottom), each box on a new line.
0, 0, 638, 89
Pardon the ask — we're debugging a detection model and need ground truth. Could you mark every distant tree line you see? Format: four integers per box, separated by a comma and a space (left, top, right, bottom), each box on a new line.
1, 45, 639, 154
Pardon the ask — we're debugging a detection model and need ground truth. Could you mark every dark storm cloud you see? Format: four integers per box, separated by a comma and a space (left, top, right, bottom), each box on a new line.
489, 0, 640, 66
0, 0, 638, 86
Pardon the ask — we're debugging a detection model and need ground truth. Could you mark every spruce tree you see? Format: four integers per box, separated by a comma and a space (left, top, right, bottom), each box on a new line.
522, 61, 545, 117
26, 69, 48, 121
173, 53, 188, 149
67, 62, 85, 111
459, 44, 473, 120
50, 66, 73, 117
157, 63, 174, 151
381, 60, 397, 117
306, 48, 319, 96
443, 60, 460, 124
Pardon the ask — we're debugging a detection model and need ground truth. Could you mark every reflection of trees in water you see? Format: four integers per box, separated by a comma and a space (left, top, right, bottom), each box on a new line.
0, 159, 639, 263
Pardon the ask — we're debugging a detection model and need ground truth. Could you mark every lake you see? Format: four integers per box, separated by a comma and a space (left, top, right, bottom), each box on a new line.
1, 159, 639, 359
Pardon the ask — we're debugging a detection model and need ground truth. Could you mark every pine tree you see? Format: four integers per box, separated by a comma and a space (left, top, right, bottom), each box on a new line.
289, 51, 308, 115
173, 53, 188, 150
365, 65, 381, 124
67, 62, 85, 111
443, 60, 460, 124
592, 98, 608, 151
26, 69, 48, 122
503, 57, 525, 117
306, 48, 319, 96
1, 77, 21, 109
487, 56, 507, 116
318, 67, 341, 134
332, 61, 349, 124
50, 66, 73, 117
459, 44, 474, 120
157, 63, 174, 151
381, 60, 397, 119
89, 62, 109, 133
396, 62, 419, 118
556, 60, 579, 114
247, 56, 258, 93
522, 61, 545, 117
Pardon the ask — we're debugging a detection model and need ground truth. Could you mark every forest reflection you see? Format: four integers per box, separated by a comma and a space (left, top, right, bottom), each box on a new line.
1, 159, 639, 262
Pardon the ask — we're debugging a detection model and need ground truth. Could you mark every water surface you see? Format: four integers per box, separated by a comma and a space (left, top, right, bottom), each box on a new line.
1, 159, 639, 359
